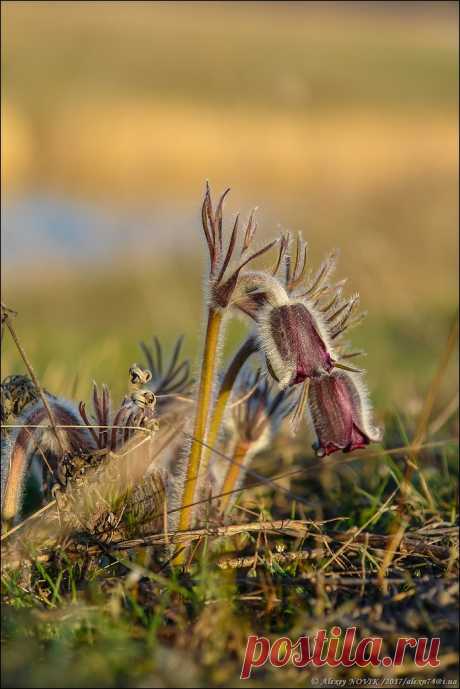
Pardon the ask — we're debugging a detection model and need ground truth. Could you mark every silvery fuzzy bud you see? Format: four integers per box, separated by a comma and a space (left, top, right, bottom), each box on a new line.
308, 370, 382, 457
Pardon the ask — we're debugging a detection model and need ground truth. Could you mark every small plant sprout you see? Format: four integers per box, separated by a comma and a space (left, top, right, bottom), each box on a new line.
78, 378, 157, 453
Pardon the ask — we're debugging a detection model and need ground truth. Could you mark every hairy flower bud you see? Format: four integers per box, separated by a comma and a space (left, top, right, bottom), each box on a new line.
308, 371, 382, 457
230, 271, 289, 320
258, 301, 335, 388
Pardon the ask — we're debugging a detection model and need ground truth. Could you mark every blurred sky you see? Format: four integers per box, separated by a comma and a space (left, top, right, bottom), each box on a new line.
1, 1, 458, 404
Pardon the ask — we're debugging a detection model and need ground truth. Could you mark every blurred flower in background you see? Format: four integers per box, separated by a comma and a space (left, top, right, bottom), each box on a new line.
1, 0, 458, 408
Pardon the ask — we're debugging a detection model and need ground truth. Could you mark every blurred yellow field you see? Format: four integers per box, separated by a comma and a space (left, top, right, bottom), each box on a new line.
3, 102, 457, 200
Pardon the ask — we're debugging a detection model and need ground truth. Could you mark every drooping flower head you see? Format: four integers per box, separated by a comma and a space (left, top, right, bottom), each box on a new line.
259, 301, 335, 386
232, 232, 365, 388
308, 370, 382, 457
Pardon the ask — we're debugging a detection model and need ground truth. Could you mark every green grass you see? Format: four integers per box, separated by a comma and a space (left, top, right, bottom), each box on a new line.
2, 425, 458, 687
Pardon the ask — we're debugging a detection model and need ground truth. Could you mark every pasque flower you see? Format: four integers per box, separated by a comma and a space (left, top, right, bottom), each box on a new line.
177, 185, 280, 535
0, 188, 385, 577
308, 370, 382, 457
1, 186, 383, 550
220, 229, 382, 463
259, 301, 334, 386
176, 188, 381, 549
230, 233, 364, 389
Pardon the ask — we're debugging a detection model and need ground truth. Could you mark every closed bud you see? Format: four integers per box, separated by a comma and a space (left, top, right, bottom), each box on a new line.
259, 301, 334, 388
308, 370, 382, 457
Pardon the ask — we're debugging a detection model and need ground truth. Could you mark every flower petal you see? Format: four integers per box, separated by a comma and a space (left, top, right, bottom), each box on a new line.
309, 371, 381, 457
268, 303, 334, 386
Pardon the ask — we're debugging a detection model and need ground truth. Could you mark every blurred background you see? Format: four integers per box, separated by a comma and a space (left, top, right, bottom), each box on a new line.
2, 0, 458, 414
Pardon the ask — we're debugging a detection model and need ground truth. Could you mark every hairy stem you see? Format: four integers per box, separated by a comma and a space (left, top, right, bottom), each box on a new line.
219, 440, 251, 514
203, 336, 257, 473
178, 308, 223, 535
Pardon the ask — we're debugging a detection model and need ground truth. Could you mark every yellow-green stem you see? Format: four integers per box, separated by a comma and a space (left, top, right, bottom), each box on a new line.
219, 440, 251, 513
178, 308, 223, 534
202, 336, 257, 472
